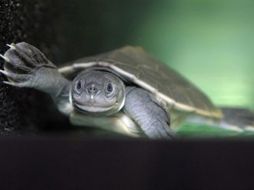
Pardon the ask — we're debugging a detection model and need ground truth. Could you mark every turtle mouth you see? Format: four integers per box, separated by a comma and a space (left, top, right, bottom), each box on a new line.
74, 103, 114, 114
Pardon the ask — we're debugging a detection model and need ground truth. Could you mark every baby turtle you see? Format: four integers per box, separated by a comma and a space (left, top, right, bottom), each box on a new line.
1, 42, 253, 139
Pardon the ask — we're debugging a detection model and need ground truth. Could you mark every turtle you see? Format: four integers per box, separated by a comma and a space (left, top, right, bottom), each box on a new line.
0, 42, 254, 139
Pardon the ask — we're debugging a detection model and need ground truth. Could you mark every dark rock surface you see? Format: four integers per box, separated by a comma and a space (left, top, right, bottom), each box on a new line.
0, 0, 66, 135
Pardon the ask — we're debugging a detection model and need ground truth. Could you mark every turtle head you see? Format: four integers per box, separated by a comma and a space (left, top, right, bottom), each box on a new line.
71, 70, 125, 116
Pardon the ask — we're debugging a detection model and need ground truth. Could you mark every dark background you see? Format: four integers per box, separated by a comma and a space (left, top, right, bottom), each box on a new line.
1, 0, 254, 189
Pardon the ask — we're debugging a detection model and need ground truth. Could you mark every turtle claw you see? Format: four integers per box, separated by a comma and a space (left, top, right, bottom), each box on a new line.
6, 43, 16, 50
2, 80, 15, 86
2, 79, 30, 88
0, 69, 8, 76
0, 54, 10, 62
0, 69, 31, 82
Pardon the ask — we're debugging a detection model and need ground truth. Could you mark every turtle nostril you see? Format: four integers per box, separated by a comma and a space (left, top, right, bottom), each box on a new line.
87, 84, 98, 94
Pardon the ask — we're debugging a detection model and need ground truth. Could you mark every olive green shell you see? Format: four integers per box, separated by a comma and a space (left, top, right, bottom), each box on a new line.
59, 46, 222, 119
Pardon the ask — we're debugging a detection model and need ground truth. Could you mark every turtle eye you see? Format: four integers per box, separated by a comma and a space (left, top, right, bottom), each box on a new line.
107, 83, 113, 92
105, 82, 114, 95
75, 80, 82, 93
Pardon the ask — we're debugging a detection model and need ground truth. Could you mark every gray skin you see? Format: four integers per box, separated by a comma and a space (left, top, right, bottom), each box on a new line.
0, 42, 173, 139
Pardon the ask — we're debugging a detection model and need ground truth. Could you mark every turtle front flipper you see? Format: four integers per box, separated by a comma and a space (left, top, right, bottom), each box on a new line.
0, 42, 72, 115
123, 87, 175, 139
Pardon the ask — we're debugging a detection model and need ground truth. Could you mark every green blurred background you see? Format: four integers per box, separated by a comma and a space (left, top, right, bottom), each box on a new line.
133, 0, 254, 109
58, 0, 254, 110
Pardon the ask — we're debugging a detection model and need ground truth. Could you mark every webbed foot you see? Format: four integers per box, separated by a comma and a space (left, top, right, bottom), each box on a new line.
0, 42, 56, 88
0, 42, 72, 115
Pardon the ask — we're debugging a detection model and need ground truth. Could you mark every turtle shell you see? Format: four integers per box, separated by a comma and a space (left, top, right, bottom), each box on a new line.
59, 46, 222, 119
